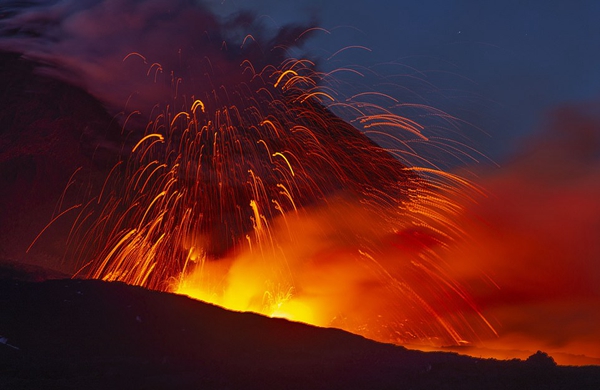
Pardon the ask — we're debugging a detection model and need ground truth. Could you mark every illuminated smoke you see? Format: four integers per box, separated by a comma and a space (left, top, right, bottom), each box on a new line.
443, 105, 600, 363
0, 0, 312, 116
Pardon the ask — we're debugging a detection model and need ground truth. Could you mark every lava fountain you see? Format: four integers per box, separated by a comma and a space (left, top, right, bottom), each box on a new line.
2, 0, 498, 350
64, 52, 495, 347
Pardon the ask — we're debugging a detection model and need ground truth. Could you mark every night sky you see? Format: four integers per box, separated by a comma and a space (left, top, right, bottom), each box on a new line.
211, 0, 600, 161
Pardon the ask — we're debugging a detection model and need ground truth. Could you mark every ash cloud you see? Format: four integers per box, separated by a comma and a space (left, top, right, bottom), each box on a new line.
0, 0, 316, 265
0, 0, 315, 116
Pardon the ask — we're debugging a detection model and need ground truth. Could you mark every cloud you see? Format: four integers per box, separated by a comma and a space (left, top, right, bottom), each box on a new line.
0, 0, 315, 116
446, 104, 600, 359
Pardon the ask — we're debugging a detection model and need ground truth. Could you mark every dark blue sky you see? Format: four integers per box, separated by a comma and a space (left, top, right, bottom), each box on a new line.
212, 0, 600, 162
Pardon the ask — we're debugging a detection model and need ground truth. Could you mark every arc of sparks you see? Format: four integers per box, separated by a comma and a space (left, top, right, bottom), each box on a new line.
132, 133, 165, 153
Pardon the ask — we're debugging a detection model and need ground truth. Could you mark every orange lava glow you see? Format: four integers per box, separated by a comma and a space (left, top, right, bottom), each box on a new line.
175, 197, 496, 347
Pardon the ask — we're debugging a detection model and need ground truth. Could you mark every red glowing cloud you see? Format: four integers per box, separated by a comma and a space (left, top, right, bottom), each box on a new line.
442, 105, 600, 364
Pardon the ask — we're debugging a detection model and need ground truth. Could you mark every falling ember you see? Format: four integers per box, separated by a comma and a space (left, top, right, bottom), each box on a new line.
54, 36, 498, 349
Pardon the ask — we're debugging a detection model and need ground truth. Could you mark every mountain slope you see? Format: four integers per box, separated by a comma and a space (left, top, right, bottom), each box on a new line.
1, 278, 598, 390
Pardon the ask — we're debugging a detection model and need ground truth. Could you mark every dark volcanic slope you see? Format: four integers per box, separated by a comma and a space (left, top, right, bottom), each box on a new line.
1, 279, 599, 390
0, 51, 121, 270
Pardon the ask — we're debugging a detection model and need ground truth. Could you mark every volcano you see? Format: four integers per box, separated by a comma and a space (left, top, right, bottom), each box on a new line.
1, 48, 599, 390
0, 37, 494, 349
2, 0, 600, 378
0, 1, 499, 349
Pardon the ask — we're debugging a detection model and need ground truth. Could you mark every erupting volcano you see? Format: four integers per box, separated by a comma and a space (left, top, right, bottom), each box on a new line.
68, 53, 495, 347
1, 0, 600, 374
0, 0, 495, 348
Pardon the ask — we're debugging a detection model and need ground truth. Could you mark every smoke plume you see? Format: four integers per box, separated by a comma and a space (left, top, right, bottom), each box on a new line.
0, 0, 313, 116
446, 105, 600, 363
